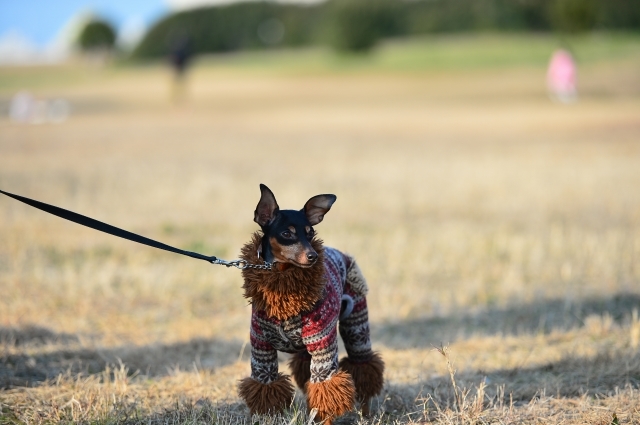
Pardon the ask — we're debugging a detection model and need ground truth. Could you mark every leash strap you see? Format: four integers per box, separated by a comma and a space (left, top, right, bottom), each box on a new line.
0, 189, 217, 264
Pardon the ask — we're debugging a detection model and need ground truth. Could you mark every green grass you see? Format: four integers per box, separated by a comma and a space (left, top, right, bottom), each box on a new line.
1, 32, 639, 94
193, 31, 640, 74
0, 64, 100, 92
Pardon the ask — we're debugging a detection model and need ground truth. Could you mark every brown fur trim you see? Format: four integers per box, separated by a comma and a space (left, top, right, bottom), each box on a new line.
240, 232, 326, 320
306, 370, 355, 422
288, 352, 312, 392
339, 352, 385, 402
238, 374, 295, 415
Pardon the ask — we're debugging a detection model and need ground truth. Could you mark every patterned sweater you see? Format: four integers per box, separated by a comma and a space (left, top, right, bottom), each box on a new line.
247, 247, 373, 385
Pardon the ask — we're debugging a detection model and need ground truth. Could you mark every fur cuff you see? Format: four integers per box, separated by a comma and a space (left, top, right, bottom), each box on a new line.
289, 352, 312, 393
306, 370, 355, 422
339, 352, 385, 401
238, 374, 295, 415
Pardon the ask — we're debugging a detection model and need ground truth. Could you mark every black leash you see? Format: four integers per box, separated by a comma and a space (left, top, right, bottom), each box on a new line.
0, 189, 271, 270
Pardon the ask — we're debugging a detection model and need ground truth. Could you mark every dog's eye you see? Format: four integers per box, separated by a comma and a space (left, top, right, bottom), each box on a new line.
307, 229, 315, 238
281, 230, 293, 239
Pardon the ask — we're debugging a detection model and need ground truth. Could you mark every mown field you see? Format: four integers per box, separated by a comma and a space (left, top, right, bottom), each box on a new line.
1, 33, 640, 424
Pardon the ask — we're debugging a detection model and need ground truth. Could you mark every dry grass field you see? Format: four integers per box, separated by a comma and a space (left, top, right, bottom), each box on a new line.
1, 34, 640, 424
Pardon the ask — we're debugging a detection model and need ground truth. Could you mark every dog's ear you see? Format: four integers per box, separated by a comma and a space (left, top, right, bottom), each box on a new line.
254, 184, 280, 227
303, 194, 336, 226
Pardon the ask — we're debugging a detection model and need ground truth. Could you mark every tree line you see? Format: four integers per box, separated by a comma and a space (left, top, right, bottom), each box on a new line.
78, 0, 640, 56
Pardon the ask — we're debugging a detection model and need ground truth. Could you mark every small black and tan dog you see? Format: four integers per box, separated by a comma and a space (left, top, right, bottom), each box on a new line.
237, 184, 384, 424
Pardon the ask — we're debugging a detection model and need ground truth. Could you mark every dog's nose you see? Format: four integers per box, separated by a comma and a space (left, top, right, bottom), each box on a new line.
306, 252, 318, 262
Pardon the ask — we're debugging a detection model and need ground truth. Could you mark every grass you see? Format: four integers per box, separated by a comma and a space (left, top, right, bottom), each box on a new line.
1, 33, 640, 424
2, 32, 640, 92
184, 32, 640, 75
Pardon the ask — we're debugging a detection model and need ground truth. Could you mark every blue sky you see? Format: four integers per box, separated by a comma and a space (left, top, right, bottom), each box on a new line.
0, 0, 168, 47
0, 0, 316, 63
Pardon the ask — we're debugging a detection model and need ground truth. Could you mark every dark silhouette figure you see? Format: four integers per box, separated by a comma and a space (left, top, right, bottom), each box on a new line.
168, 30, 192, 103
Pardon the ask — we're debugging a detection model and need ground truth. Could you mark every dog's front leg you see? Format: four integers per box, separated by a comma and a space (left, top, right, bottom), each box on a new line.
238, 330, 294, 415
306, 369, 355, 425
303, 332, 355, 425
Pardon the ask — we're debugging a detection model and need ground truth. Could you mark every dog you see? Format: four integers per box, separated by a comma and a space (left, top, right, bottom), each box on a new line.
238, 184, 384, 424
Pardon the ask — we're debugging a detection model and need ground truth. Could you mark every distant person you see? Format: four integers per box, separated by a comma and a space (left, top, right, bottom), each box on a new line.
547, 49, 577, 104
168, 30, 192, 103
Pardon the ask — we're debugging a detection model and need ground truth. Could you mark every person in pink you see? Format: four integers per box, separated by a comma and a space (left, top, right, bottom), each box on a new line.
547, 49, 577, 103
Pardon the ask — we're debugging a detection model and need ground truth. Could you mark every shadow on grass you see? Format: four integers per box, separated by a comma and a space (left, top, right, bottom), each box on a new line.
372, 292, 640, 349
14, 349, 635, 425
0, 325, 80, 347
2, 292, 640, 423
2, 292, 639, 416
366, 348, 640, 424
0, 332, 245, 389
413, 349, 640, 404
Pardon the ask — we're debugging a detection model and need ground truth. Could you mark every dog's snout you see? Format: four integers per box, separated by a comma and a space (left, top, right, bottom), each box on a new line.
306, 252, 318, 262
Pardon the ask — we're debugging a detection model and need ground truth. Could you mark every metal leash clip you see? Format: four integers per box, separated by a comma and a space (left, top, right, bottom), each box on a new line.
211, 257, 274, 271
211, 258, 248, 269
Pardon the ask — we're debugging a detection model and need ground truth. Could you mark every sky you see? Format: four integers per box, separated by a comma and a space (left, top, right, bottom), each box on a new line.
0, 0, 269, 63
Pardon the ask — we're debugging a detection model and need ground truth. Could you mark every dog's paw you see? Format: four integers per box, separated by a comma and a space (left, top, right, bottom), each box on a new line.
339, 352, 385, 416
238, 373, 295, 415
306, 370, 355, 423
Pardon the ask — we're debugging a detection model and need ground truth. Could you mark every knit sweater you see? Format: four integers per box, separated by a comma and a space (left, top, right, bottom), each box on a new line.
240, 236, 373, 385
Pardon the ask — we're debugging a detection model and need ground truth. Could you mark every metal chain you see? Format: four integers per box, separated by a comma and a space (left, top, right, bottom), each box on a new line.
211, 258, 273, 271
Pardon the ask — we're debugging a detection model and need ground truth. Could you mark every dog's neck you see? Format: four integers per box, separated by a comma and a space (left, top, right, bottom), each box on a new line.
240, 232, 326, 320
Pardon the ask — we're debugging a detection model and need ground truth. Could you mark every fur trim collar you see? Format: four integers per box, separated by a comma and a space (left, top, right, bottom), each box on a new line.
240, 232, 326, 320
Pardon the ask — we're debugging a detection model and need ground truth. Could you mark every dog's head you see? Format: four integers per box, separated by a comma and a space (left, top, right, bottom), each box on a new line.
254, 184, 336, 268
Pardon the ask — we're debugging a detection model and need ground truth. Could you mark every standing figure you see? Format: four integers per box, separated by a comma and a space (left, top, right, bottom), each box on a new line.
168, 30, 192, 103
547, 49, 577, 103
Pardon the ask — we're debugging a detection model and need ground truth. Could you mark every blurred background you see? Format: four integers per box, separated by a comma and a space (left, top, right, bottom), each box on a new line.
2, 0, 639, 62
1, 0, 640, 423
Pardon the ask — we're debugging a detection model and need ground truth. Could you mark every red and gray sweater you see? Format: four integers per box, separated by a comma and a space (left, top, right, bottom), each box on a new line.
248, 247, 373, 384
